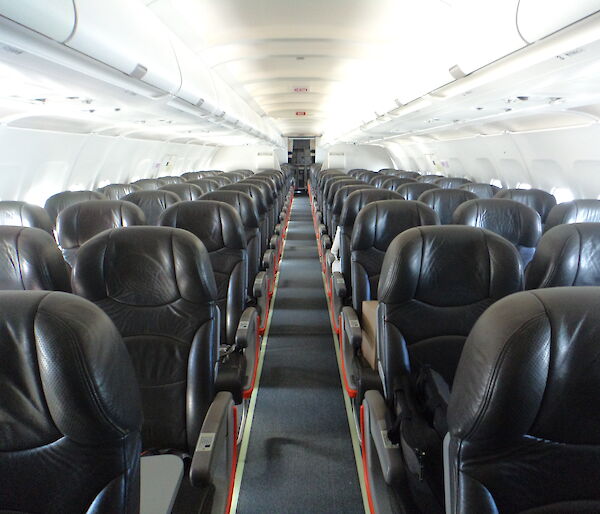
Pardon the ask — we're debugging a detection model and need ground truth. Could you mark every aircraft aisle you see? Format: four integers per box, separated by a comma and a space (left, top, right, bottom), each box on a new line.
233, 193, 366, 513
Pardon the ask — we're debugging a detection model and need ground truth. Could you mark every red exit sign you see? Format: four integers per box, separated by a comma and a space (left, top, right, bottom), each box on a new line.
293, 87, 309, 93
296, 111, 307, 116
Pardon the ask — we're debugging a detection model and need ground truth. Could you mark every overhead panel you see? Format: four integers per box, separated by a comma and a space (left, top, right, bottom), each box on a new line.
0, 0, 76, 42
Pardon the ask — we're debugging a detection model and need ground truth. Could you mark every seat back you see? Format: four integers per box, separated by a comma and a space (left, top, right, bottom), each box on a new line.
44, 190, 107, 227
453, 198, 541, 264
202, 190, 261, 296
0, 227, 70, 291
390, 170, 421, 179
418, 188, 478, 224
544, 199, 600, 232
187, 178, 220, 193
459, 182, 500, 198
0, 201, 53, 234
447, 287, 600, 514
525, 223, 600, 288
351, 200, 439, 314
396, 182, 439, 200
160, 201, 247, 347
434, 177, 471, 189
157, 176, 184, 185
56, 200, 145, 267
324, 178, 364, 231
380, 176, 417, 191
338, 189, 404, 284
159, 183, 205, 201
0, 290, 142, 514
330, 185, 375, 238
72, 226, 219, 453
97, 183, 140, 200
495, 188, 557, 224
121, 190, 180, 225
377, 225, 522, 392
131, 178, 161, 190
417, 174, 444, 184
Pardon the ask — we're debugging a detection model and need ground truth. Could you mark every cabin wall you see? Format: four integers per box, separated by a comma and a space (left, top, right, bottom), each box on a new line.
0, 127, 217, 205
209, 145, 285, 171
316, 143, 394, 171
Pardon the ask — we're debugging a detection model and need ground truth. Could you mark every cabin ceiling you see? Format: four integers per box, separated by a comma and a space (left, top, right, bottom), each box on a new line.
147, 0, 530, 138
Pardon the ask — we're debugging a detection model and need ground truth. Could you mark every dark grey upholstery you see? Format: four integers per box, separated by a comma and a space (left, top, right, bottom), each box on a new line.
0, 201, 53, 234
418, 188, 478, 224
495, 188, 557, 224
544, 199, 600, 232
121, 190, 181, 225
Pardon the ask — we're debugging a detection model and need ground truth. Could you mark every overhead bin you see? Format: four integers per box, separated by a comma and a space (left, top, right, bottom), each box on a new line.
0, 0, 75, 42
67, 0, 181, 95
517, 1, 600, 43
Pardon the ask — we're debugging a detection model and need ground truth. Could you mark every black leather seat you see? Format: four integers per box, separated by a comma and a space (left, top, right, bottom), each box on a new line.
418, 188, 478, 224
210, 175, 233, 188
544, 199, 600, 232
131, 178, 162, 190
323, 178, 364, 233
121, 190, 181, 225
338, 201, 439, 408
380, 176, 417, 192
181, 171, 204, 182
56, 200, 145, 267
0, 200, 53, 233
160, 201, 260, 400
433, 177, 471, 189
159, 182, 205, 201
97, 183, 140, 200
72, 226, 236, 511
495, 188, 557, 225
417, 174, 444, 184
157, 176, 185, 185
396, 181, 439, 200
232, 169, 254, 178
328, 189, 403, 331
187, 178, 221, 193
44, 190, 107, 228
459, 182, 500, 198
348, 168, 369, 178
390, 170, 421, 179
0, 290, 142, 513
525, 223, 600, 289
0, 227, 70, 291
366, 225, 522, 512
327, 184, 375, 246
453, 198, 542, 264
446, 287, 600, 514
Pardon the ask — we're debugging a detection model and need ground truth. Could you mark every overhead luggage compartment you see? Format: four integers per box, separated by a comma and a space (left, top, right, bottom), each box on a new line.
0, 0, 76, 42
66, 0, 181, 96
517, 1, 600, 43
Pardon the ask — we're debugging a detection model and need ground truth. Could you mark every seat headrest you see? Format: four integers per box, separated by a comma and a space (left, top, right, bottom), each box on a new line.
131, 178, 161, 190
157, 176, 184, 185
44, 190, 107, 224
434, 177, 471, 189
396, 182, 439, 200
243, 178, 275, 202
453, 198, 542, 247
0, 290, 142, 449
392, 171, 420, 179
0, 227, 70, 292
495, 188, 557, 222
525, 223, 600, 288
159, 183, 205, 201
332, 185, 375, 215
0, 201, 53, 233
56, 200, 146, 250
378, 225, 522, 305
380, 177, 417, 191
73, 226, 217, 306
201, 190, 259, 229
352, 200, 439, 251
222, 184, 268, 214
181, 171, 203, 181
160, 200, 246, 252
339, 189, 404, 230
417, 174, 444, 184
187, 178, 220, 193
418, 188, 478, 224
97, 183, 140, 200
544, 199, 600, 232
449, 287, 600, 444
459, 182, 501, 198
121, 190, 181, 225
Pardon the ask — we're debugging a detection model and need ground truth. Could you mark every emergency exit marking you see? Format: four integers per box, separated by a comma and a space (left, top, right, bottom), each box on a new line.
296, 111, 307, 116
293, 87, 309, 93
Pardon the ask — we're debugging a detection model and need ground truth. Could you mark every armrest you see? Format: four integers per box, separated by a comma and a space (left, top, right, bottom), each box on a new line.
269, 234, 279, 250
236, 306, 260, 397
274, 223, 282, 235
332, 271, 347, 299
321, 234, 332, 251
252, 271, 267, 299
363, 390, 403, 486
341, 305, 361, 349
262, 249, 275, 270
318, 223, 327, 236
189, 391, 235, 489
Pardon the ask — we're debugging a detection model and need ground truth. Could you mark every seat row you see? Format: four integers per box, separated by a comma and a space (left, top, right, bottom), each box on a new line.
308, 167, 600, 513
0, 167, 294, 513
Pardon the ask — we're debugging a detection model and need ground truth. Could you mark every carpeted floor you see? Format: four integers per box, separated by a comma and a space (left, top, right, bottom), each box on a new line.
235, 194, 364, 514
